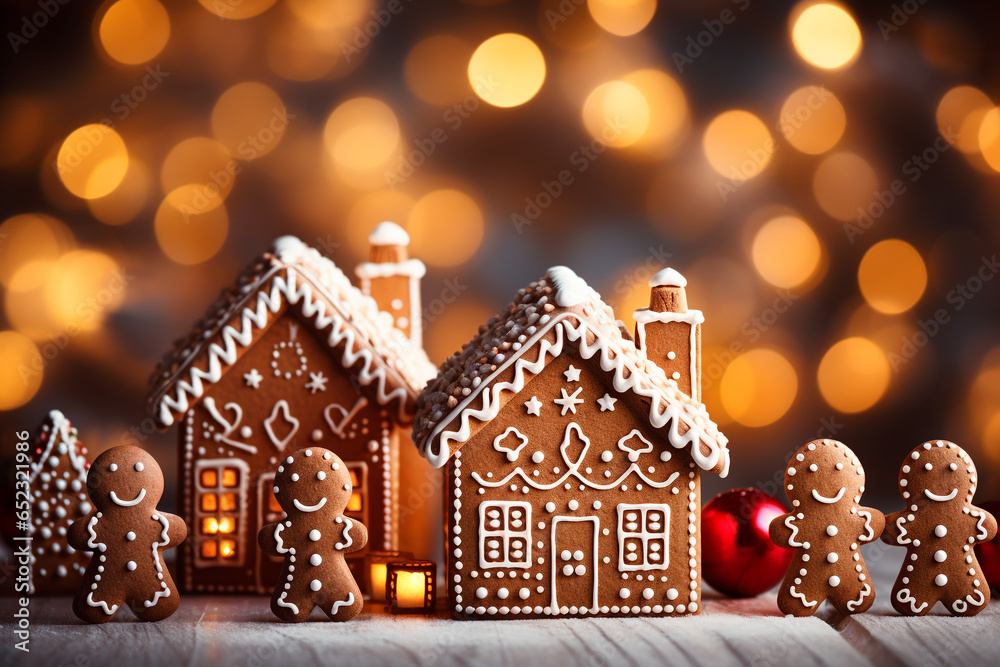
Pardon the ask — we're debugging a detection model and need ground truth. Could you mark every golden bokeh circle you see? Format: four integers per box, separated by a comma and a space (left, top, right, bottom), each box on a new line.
324, 97, 401, 173
780, 85, 846, 154
582, 80, 651, 148
857, 239, 927, 314
197, 0, 276, 20
0, 214, 75, 288
87, 159, 151, 226
211, 82, 287, 160
812, 152, 877, 222
56, 124, 129, 199
161, 137, 235, 213
790, 2, 862, 69
43, 250, 126, 333
407, 189, 485, 267
0, 331, 43, 410
702, 110, 773, 179
936, 86, 993, 154
468, 34, 546, 108
720, 349, 799, 427
405, 35, 475, 106
154, 195, 229, 265
818, 336, 890, 413
587, 0, 657, 37
99, 0, 170, 65
751, 216, 823, 289
621, 69, 689, 156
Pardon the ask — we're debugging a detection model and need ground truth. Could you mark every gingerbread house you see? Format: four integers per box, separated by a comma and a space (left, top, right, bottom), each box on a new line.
412, 266, 729, 618
148, 226, 435, 593
28, 410, 92, 594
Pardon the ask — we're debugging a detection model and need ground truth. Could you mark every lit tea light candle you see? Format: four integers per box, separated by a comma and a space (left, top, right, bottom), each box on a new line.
386, 560, 436, 615
365, 551, 412, 602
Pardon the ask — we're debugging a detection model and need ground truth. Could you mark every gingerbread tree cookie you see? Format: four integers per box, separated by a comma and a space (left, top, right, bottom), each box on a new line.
769, 439, 885, 616
67, 446, 187, 623
28, 410, 92, 594
259, 447, 368, 622
881, 440, 998, 616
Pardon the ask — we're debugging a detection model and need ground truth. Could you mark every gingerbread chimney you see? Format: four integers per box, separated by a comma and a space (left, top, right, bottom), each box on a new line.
355, 221, 426, 346
633, 267, 704, 402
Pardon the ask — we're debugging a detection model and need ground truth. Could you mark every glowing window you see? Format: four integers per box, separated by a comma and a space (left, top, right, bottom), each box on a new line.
220, 493, 237, 512
201, 493, 218, 512
200, 469, 218, 487
220, 540, 236, 559
201, 541, 218, 558
222, 468, 239, 488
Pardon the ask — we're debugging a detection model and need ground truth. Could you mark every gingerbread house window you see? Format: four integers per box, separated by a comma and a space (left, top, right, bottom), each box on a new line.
343, 461, 368, 522
195, 459, 248, 567
617, 503, 670, 572
478, 501, 531, 569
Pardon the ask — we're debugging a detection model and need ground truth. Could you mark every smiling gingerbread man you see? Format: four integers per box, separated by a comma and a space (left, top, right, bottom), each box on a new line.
769, 439, 885, 616
259, 447, 367, 622
881, 440, 997, 616
67, 446, 187, 623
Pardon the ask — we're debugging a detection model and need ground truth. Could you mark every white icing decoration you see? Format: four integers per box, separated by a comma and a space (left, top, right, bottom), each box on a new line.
335, 517, 354, 551
811, 487, 845, 504
493, 427, 529, 462
524, 396, 542, 416
784, 516, 803, 548
419, 311, 728, 475
86, 592, 118, 615
924, 488, 958, 502
896, 588, 927, 614
846, 583, 872, 612
274, 524, 290, 554
86, 516, 107, 553
330, 591, 355, 615
617, 504, 669, 572
553, 387, 584, 415
971, 510, 989, 540
293, 497, 328, 513
789, 586, 817, 608
597, 393, 617, 412
367, 221, 410, 246
617, 430, 654, 463
857, 510, 875, 542
277, 592, 299, 615
144, 514, 171, 607
244, 369, 263, 388
550, 515, 599, 613
479, 502, 531, 569
632, 307, 704, 402
323, 396, 368, 438
649, 267, 687, 288
472, 422, 680, 492
305, 372, 329, 394
895, 516, 911, 545
563, 365, 581, 382
109, 488, 146, 507
203, 397, 257, 454
264, 400, 300, 451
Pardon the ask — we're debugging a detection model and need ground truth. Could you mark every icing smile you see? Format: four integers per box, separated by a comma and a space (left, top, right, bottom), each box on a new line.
811, 487, 845, 504
292, 497, 327, 512
109, 488, 146, 507
924, 488, 958, 502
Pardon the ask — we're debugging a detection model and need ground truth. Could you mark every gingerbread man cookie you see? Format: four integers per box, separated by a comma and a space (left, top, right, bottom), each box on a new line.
881, 440, 998, 616
67, 446, 187, 623
258, 447, 367, 622
769, 439, 885, 616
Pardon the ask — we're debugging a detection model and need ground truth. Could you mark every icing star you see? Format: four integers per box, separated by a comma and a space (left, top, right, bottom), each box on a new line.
554, 387, 584, 416
305, 372, 328, 394
563, 365, 581, 382
524, 396, 542, 416
597, 393, 617, 412
244, 369, 263, 389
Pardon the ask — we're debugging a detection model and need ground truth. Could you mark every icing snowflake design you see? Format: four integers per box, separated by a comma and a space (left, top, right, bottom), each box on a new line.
597, 393, 617, 412
305, 372, 329, 394
244, 369, 263, 389
563, 365, 581, 382
553, 387, 584, 416
524, 396, 542, 416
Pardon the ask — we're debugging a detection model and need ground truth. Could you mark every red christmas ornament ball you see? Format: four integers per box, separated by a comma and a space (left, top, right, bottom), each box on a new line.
974, 500, 1000, 590
702, 488, 793, 598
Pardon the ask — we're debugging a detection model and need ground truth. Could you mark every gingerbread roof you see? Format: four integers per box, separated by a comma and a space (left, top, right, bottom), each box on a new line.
29, 410, 89, 484
148, 236, 436, 428
412, 266, 730, 476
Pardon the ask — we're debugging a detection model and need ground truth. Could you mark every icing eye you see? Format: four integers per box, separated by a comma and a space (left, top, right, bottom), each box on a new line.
134, 462, 143, 472
108, 463, 118, 472
949, 463, 958, 471
316, 471, 326, 480
291, 473, 299, 481
809, 464, 818, 472
924, 463, 933, 471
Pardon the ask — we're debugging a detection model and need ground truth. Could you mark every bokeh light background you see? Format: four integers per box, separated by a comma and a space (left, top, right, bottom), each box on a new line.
3, 0, 1000, 528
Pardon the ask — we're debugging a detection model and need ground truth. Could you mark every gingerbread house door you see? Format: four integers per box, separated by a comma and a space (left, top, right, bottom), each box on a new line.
550, 516, 599, 614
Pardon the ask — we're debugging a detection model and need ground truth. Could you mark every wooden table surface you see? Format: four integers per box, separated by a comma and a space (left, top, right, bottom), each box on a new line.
4, 546, 997, 667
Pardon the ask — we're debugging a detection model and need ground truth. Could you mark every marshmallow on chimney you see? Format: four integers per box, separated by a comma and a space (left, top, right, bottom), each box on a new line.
633, 267, 705, 402
356, 221, 426, 346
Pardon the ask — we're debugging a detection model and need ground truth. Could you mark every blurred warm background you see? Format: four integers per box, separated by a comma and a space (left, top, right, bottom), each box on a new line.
3, 0, 1000, 550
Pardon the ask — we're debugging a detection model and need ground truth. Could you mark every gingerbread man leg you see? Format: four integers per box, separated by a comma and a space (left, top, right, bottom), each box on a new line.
890, 566, 936, 616
129, 584, 180, 622
321, 576, 364, 622
828, 576, 875, 615
938, 576, 990, 617
776, 571, 825, 617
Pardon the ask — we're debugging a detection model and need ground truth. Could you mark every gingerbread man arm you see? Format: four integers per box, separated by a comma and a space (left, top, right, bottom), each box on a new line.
67, 513, 94, 551
880, 510, 906, 545
856, 506, 885, 544
968, 505, 998, 545
258, 521, 282, 557
159, 512, 187, 548
340, 518, 367, 554
768, 513, 796, 549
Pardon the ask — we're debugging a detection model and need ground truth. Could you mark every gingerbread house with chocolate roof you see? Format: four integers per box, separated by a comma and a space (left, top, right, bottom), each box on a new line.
148, 226, 434, 594
412, 266, 729, 619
